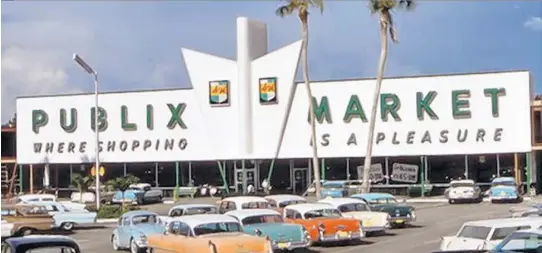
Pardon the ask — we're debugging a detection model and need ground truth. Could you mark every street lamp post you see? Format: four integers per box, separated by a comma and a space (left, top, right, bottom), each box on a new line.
72, 53, 101, 209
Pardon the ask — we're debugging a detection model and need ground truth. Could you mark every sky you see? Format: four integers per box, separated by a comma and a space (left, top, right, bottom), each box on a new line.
1, 1, 541, 123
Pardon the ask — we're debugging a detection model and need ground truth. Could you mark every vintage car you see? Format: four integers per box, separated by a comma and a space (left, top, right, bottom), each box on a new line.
510, 204, 542, 218
439, 217, 542, 251
111, 211, 166, 253
488, 177, 522, 203
492, 228, 542, 252
351, 193, 415, 228
13, 194, 87, 211
444, 179, 484, 204
33, 201, 97, 231
282, 203, 363, 243
1, 204, 55, 236
217, 196, 271, 214
264, 194, 307, 212
147, 214, 274, 253
225, 209, 310, 251
161, 204, 218, 227
112, 183, 163, 205
318, 197, 391, 234
320, 181, 349, 198
1, 235, 81, 253
1, 220, 14, 239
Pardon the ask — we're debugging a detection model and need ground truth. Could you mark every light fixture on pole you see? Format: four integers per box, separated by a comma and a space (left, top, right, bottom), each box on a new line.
72, 53, 101, 209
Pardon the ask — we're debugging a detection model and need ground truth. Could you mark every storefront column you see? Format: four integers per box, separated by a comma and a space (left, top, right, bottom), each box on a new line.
154, 163, 159, 187
346, 158, 350, 180
420, 156, 425, 197
242, 160, 247, 194
18, 164, 23, 194
123, 163, 127, 176
496, 154, 501, 177
526, 152, 532, 187
464, 155, 469, 179
188, 161, 193, 186
514, 153, 520, 186
385, 157, 390, 185
174, 162, 179, 201
30, 164, 34, 194
321, 158, 326, 181
69, 164, 73, 187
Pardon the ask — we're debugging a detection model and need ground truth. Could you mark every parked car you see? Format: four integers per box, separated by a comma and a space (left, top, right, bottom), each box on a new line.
225, 209, 311, 251
509, 204, 542, 218
1, 204, 55, 236
492, 228, 542, 252
320, 181, 348, 198
111, 211, 166, 253
161, 204, 217, 227
13, 194, 87, 211
439, 217, 542, 251
282, 203, 364, 244
33, 201, 97, 231
444, 179, 484, 204
318, 197, 391, 234
1, 235, 81, 253
218, 196, 271, 214
1, 220, 14, 239
112, 183, 163, 205
488, 177, 522, 203
147, 214, 274, 253
264, 194, 307, 212
351, 193, 415, 228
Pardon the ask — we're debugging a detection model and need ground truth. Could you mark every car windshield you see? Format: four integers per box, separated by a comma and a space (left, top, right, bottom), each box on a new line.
184, 207, 217, 215
304, 209, 342, 219
338, 203, 370, 212
323, 183, 344, 189
457, 225, 491, 240
241, 202, 270, 209
23, 246, 77, 253
278, 200, 307, 208
242, 215, 283, 225
451, 183, 475, 188
492, 181, 516, 187
193, 222, 242, 236
131, 214, 158, 225
368, 198, 397, 204
499, 232, 542, 251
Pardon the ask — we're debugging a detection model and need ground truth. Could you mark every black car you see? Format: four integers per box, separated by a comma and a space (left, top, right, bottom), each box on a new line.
1, 235, 81, 253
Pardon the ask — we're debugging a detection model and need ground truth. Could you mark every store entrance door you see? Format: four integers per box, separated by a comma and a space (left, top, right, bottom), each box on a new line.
234, 161, 260, 193
291, 168, 310, 195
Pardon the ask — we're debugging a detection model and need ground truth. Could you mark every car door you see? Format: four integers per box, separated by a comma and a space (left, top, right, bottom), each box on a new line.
118, 216, 131, 247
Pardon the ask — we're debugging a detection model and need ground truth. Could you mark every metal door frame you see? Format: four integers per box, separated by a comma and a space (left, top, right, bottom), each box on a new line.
290, 160, 311, 194
234, 160, 260, 193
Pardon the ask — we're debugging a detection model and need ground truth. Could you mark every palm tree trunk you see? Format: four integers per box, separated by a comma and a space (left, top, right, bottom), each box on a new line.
302, 20, 322, 200
361, 13, 390, 193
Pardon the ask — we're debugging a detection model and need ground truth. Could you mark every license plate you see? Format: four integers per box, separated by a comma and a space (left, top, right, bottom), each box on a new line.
338, 231, 348, 237
395, 220, 404, 224
277, 243, 289, 249
364, 221, 372, 227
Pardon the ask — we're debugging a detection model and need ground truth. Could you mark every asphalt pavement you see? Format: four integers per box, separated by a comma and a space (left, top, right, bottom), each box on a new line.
65, 201, 519, 253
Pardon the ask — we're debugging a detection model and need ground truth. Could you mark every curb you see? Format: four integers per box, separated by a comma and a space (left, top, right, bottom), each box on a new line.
96, 219, 118, 224
404, 197, 531, 203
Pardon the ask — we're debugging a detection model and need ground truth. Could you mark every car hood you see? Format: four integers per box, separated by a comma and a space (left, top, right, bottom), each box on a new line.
244, 223, 303, 242
134, 224, 166, 235
198, 232, 270, 253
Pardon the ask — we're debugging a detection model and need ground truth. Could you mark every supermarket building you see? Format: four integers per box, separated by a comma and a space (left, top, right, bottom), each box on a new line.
5, 18, 542, 195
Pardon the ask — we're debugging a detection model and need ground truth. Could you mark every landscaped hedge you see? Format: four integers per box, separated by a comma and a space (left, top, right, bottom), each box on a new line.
88, 204, 141, 219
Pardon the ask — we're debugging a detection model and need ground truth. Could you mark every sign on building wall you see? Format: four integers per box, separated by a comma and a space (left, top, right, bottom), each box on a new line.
391, 163, 419, 183
265, 71, 532, 158
356, 164, 384, 183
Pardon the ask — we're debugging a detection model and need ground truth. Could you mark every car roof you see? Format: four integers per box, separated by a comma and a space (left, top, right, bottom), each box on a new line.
318, 197, 366, 207
17, 194, 56, 199
122, 210, 158, 217
222, 196, 269, 204
225, 209, 281, 220
285, 203, 338, 214
464, 217, 542, 227
512, 228, 542, 235
169, 214, 238, 227
492, 177, 515, 183
351, 193, 394, 200
322, 180, 346, 185
170, 204, 216, 210
5, 235, 79, 248
450, 180, 475, 184
264, 195, 306, 203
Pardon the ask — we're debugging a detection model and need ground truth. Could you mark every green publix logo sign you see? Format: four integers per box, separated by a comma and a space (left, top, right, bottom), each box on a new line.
307, 88, 507, 148
31, 103, 188, 155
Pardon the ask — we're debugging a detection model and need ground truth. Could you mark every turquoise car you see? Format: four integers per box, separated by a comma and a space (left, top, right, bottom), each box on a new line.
33, 201, 97, 231
351, 193, 415, 228
492, 228, 542, 252
489, 177, 522, 203
111, 211, 166, 253
225, 209, 311, 251
321, 181, 348, 198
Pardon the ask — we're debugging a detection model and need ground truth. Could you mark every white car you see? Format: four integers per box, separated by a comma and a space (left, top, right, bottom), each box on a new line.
439, 217, 542, 251
13, 194, 87, 211
264, 195, 307, 209
160, 204, 218, 227
444, 180, 483, 204
218, 196, 270, 214
318, 198, 390, 234
1, 220, 14, 238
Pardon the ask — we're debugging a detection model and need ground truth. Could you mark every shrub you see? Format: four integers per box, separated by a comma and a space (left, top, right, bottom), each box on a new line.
96, 204, 142, 219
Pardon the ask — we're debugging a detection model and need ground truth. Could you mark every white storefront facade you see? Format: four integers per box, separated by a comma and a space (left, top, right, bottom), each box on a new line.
15, 18, 538, 195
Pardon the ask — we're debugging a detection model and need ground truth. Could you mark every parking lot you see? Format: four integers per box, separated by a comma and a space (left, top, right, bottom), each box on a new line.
66, 201, 517, 253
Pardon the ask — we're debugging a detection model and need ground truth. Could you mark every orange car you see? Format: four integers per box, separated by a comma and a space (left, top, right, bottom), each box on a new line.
282, 203, 364, 243
147, 214, 273, 253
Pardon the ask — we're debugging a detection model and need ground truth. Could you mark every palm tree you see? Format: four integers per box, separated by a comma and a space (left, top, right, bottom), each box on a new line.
106, 174, 140, 209
361, 0, 415, 193
276, 0, 324, 200
71, 173, 94, 203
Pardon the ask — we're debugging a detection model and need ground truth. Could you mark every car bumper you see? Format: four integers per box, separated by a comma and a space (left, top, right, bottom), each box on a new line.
449, 196, 477, 200
364, 225, 390, 232
318, 231, 364, 242
389, 217, 414, 224
491, 196, 518, 200
272, 240, 311, 250
135, 239, 148, 248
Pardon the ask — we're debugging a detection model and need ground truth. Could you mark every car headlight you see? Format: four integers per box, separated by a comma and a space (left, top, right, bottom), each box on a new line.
411, 211, 416, 219
139, 234, 147, 242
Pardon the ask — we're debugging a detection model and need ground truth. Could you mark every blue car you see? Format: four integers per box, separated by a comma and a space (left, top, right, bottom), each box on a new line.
111, 211, 166, 253
489, 177, 522, 203
112, 183, 163, 205
33, 201, 97, 231
320, 181, 348, 198
492, 228, 542, 252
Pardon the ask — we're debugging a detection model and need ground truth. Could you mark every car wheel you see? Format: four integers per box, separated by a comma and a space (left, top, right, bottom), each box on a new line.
130, 238, 144, 253
491, 199, 497, 204
61, 222, 74, 231
112, 234, 121, 251
448, 199, 454, 204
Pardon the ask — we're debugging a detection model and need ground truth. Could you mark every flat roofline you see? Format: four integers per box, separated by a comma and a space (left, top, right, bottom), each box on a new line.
16, 69, 530, 100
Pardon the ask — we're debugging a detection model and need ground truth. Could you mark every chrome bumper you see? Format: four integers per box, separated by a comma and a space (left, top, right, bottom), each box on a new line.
389, 217, 414, 224
318, 231, 364, 242
364, 226, 389, 232
272, 240, 311, 250
135, 239, 148, 248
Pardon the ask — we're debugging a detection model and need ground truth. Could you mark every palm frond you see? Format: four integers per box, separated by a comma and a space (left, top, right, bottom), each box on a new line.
276, 4, 295, 17
276, 0, 324, 18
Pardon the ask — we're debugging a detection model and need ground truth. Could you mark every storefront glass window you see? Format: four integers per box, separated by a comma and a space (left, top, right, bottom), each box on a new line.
157, 163, 175, 187
100, 163, 125, 184
427, 155, 466, 184
126, 163, 156, 186
325, 158, 347, 180
348, 157, 387, 185
387, 156, 422, 185
467, 154, 498, 183
192, 161, 225, 187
